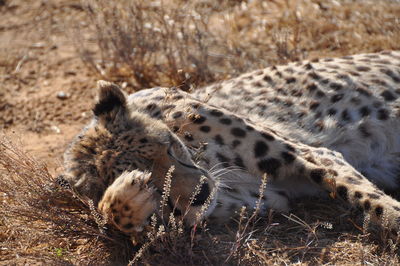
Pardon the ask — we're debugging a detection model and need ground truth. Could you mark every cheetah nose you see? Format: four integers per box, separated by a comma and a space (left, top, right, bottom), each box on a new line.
191, 182, 210, 206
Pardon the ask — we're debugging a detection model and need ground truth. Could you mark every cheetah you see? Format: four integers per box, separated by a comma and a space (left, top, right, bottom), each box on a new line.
60, 51, 400, 238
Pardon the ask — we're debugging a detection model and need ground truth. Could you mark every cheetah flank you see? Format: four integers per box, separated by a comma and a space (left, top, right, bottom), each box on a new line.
60, 51, 400, 237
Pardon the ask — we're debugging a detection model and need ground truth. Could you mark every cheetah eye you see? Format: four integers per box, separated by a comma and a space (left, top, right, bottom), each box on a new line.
167, 146, 198, 170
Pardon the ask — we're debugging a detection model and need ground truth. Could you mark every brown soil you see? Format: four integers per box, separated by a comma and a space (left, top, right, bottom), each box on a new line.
1, 0, 95, 174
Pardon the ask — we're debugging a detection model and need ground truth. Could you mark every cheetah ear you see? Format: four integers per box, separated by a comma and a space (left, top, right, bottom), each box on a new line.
93, 80, 127, 117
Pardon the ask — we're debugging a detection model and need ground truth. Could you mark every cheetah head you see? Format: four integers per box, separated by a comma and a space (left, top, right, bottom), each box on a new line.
59, 81, 217, 233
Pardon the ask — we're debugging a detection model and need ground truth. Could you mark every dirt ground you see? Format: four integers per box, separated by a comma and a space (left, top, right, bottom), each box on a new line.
2, 0, 400, 264
1, 0, 96, 174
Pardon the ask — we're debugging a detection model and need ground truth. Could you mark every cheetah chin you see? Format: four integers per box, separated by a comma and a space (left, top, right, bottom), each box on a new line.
60, 51, 400, 239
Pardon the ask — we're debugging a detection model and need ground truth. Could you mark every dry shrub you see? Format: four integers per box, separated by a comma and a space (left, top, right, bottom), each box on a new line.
75, 0, 273, 90
75, 0, 400, 91
0, 136, 135, 264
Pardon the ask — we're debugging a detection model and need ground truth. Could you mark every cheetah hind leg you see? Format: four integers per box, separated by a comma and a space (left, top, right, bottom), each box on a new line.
98, 170, 160, 238
301, 147, 400, 235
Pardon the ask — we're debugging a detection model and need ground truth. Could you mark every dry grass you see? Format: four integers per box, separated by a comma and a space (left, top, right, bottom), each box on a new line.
1, 136, 399, 264
2, 0, 400, 264
76, 0, 400, 91
0, 136, 135, 264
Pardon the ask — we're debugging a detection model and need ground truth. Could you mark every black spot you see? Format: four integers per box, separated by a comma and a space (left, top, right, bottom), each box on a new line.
253, 81, 263, 87
341, 109, 351, 121
231, 127, 246, 138
200, 125, 211, 132
307, 83, 317, 92
191, 115, 206, 124
191, 183, 210, 206
358, 124, 371, 138
281, 151, 296, 164
337, 185, 349, 201
214, 135, 225, 145
327, 169, 338, 177
232, 140, 241, 148
220, 118, 232, 125
304, 63, 313, 70
216, 152, 230, 167
363, 200, 371, 211
349, 71, 361, 77
309, 101, 320, 110
375, 206, 383, 217
146, 103, 157, 111
350, 97, 361, 105
380, 68, 400, 83
309, 168, 326, 184
263, 75, 272, 83
381, 90, 397, 101
336, 74, 350, 80
321, 79, 329, 84
356, 66, 371, 72
172, 111, 183, 119
254, 141, 269, 157
331, 93, 344, 103
173, 95, 184, 100
190, 103, 200, 109
377, 108, 389, 120
285, 144, 296, 152
354, 191, 363, 199
316, 90, 326, 98
151, 110, 161, 118
139, 138, 148, 143
210, 109, 224, 117
246, 125, 254, 131
184, 132, 194, 141
234, 156, 246, 169
356, 87, 372, 97
308, 72, 321, 80
327, 108, 337, 115
359, 106, 371, 117
286, 77, 296, 84
367, 193, 381, 199
261, 132, 275, 141
257, 158, 282, 177
330, 82, 343, 90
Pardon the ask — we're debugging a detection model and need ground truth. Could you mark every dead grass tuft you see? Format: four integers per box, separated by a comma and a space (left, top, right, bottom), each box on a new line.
0, 136, 135, 264
75, 0, 400, 91
2, 137, 398, 264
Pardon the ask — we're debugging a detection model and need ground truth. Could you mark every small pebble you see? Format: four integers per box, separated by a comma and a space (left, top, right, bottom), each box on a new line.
56, 91, 69, 100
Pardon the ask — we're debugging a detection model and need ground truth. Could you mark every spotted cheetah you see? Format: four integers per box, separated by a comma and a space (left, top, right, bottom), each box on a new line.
60, 51, 400, 237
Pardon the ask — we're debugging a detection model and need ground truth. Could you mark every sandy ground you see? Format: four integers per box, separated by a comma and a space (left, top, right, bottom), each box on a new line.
1, 0, 95, 175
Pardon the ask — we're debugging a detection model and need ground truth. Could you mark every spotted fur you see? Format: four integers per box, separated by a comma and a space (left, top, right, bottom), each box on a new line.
61, 51, 400, 236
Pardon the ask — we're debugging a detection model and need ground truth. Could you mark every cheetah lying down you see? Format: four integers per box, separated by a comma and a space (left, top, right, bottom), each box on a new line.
60, 51, 400, 237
